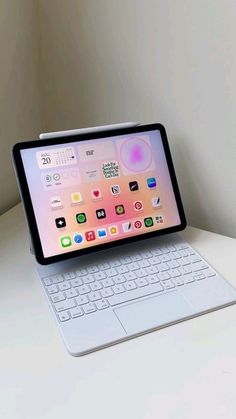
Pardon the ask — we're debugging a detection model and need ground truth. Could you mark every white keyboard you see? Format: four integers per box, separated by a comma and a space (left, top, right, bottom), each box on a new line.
41, 240, 216, 323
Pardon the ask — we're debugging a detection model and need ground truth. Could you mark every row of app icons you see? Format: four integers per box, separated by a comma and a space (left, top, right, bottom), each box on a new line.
60, 215, 164, 248
55, 198, 161, 228
50, 178, 157, 209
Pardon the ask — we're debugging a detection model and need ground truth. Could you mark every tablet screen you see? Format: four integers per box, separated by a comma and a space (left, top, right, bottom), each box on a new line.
16, 125, 185, 263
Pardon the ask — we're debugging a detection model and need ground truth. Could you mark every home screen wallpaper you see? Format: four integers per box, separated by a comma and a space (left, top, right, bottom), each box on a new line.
21, 130, 181, 258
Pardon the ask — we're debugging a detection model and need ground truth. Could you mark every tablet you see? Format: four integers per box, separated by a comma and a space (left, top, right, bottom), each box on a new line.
12, 123, 186, 265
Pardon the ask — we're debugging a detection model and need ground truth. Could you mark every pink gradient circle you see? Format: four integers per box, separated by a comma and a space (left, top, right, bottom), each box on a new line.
120, 137, 152, 172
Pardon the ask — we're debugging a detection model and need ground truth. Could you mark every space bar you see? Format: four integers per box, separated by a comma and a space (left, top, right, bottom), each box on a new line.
108, 283, 164, 306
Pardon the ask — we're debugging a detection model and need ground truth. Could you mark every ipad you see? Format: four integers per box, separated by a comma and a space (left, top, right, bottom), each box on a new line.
12, 123, 186, 265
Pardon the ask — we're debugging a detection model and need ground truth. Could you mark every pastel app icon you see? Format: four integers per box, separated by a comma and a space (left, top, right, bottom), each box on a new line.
110, 185, 120, 195
129, 181, 139, 191
156, 215, 164, 224
97, 228, 107, 238
91, 188, 102, 199
109, 226, 118, 235
144, 217, 154, 227
133, 200, 143, 211
133, 220, 142, 230
147, 177, 157, 188
115, 204, 125, 215
122, 222, 132, 233
76, 212, 87, 224
71, 192, 83, 204
152, 197, 161, 208
50, 196, 62, 209
60, 236, 72, 248
73, 233, 84, 244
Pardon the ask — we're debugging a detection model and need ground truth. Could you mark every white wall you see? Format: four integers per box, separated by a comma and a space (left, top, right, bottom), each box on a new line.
0, 0, 43, 215
38, 0, 236, 238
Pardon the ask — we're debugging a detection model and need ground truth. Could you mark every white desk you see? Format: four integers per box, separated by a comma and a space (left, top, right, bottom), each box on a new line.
1, 204, 236, 419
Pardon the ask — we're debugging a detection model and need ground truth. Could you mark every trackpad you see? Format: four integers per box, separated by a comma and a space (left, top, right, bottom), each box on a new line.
114, 291, 194, 335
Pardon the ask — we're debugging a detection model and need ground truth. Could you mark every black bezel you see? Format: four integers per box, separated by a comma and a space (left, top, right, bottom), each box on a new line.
12, 123, 186, 265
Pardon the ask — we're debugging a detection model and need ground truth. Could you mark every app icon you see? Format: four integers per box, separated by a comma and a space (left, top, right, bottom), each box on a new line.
144, 217, 154, 227
85, 230, 96, 241
147, 177, 157, 188
152, 197, 161, 208
109, 226, 118, 235
96, 208, 106, 219
110, 185, 120, 195
133, 220, 143, 230
129, 181, 139, 191
53, 173, 60, 181
115, 204, 125, 215
122, 222, 132, 233
156, 215, 164, 224
71, 192, 83, 204
50, 196, 62, 209
76, 212, 87, 224
55, 217, 66, 228
133, 200, 143, 211
45, 174, 52, 183
60, 236, 72, 248
91, 188, 102, 199
97, 228, 107, 238
73, 233, 84, 244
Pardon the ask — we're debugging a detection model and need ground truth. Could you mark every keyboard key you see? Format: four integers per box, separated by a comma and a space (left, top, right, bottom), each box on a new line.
96, 299, 109, 310
184, 274, 195, 283
138, 259, 150, 268
83, 303, 96, 314
106, 268, 117, 277
190, 255, 201, 263
88, 291, 101, 302
83, 275, 95, 284
65, 288, 77, 299
149, 256, 161, 265
135, 278, 148, 287
87, 266, 99, 273
114, 275, 126, 284
63, 271, 76, 280
151, 249, 163, 256
59, 281, 71, 291
98, 262, 110, 270
193, 273, 205, 281
58, 312, 70, 322
161, 279, 175, 290
94, 271, 107, 281
136, 269, 148, 278
120, 256, 132, 264
161, 246, 170, 254
70, 277, 83, 287
51, 275, 64, 284
54, 299, 76, 312
112, 284, 125, 294
131, 254, 142, 261
192, 262, 208, 272
173, 277, 184, 286
70, 307, 84, 318
47, 284, 58, 294
140, 251, 152, 259
146, 265, 159, 275
101, 287, 114, 298
43, 277, 52, 286
159, 263, 169, 272
168, 260, 180, 269
178, 266, 192, 275
90, 281, 102, 291
102, 278, 114, 287
110, 260, 121, 267
124, 271, 137, 281
157, 271, 170, 281
51, 292, 66, 303
76, 268, 88, 276
159, 254, 171, 263
78, 284, 91, 294
108, 282, 164, 306
126, 263, 139, 271
147, 275, 160, 284
175, 242, 189, 250
172, 251, 182, 259
179, 257, 191, 266
124, 281, 137, 291
169, 269, 181, 278
205, 269, 216, 278
76, 295, 89, 305
117, 265, 129, 274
